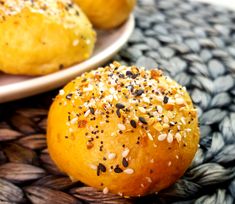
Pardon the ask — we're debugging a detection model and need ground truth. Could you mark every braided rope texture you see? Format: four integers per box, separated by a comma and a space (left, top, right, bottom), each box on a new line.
0, 0, 235, 203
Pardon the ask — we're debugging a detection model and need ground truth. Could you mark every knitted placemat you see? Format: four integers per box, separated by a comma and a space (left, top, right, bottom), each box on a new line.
1, 0, 235, 203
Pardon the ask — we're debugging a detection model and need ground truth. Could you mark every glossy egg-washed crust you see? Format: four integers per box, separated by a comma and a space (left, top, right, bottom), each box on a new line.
47, 62, 200, 197
73, 0, 136, 29
0, 0, 96, 75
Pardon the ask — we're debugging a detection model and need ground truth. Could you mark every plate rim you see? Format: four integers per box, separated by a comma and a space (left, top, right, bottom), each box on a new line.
0, 14, 135, 103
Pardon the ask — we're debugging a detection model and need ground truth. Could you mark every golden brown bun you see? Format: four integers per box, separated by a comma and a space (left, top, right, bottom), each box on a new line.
73, 0, 136, 29
0, 0, 96, 75
47, 62, 200, 197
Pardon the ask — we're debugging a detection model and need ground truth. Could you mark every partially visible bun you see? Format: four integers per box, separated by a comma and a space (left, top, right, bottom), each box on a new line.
73, 0, 136, 29
47, 62, 200, 197
0, 0, 96, 75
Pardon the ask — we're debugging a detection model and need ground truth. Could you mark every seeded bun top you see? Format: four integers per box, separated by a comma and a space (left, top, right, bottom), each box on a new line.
47, 62, 199, 196
0, 0, 83, 28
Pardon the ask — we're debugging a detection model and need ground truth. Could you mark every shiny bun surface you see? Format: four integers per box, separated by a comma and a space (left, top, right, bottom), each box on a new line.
0, 0, 96, 75
47, 62, 199, 196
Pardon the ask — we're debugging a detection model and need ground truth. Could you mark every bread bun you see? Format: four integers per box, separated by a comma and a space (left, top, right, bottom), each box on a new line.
73, 0, 136, 29
47, 62, 199, 196
0, 0, 96, 75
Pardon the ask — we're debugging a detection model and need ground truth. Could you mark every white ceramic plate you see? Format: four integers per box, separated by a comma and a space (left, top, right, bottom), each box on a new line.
0, 15, 134, 103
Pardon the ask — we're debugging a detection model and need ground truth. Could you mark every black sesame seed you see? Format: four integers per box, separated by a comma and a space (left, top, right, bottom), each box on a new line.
116, 103, 125, 109
163, 96, 169, 104
130, 120, 137, 128
134, 89, 144, 96
114, 165, 123, 173
139, 117, 148, 124
122, 158, 128, 167
132, 74, 139, 79
119, 74, 125, 78
126, 70, 133, 77
66, 93, 73, 100
116, 109, 121, 118
98, 163, 106, 172
90, 107, 95, 115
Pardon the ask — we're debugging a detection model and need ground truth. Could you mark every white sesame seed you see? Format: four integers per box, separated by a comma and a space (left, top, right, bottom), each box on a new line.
156, 95, 163, 101
108, 153, 116, 160
122, 149, 130, 157
147, 132, 154, 141
70, 117, 78, 124
175, 98, 184, 105
105, 95, 113, 102
83, 84, 93, 91
100, 121, 105, 125
168, 98, 175, 104
163, 116, 169, 123
167, 132, 173, 143
146, 177, 152, 183
90, 164, 97, 170
150, 158, 154, 163
103, 187, 109, 194
156, 105, 163, 113
73, 39, 79, 46
86, 39, 91, 45
124, 168, 134, 174
158, 134, 167, 141
138, 107, 146, 113
59, 89, 65, 95
175, 132, 182, 142
176, 155, 179, 159
118, 124, 126, 131
185, 128, 191, 132
168, 161, 172, 166
141, 184, 145, 188
143, 97, 150, 103
110, 63, 115, 69
181, 117, 186, 125
84, 109, 90, 117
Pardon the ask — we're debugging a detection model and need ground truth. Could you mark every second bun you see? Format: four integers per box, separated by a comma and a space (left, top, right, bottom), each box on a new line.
0, 0, 96, 75
73, 0, 136, 29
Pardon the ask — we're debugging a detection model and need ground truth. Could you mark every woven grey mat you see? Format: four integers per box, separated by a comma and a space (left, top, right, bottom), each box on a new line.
0, 0, 235, 203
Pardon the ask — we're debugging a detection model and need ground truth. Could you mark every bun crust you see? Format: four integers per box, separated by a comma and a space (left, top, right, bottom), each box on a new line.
73, 0, 136, 29
47, 62, 199, 196
0, 0, 96, 75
